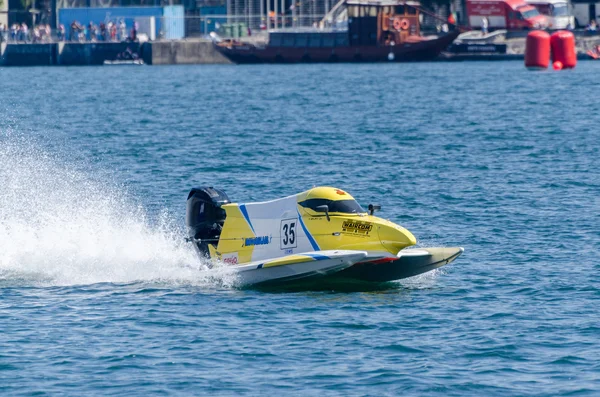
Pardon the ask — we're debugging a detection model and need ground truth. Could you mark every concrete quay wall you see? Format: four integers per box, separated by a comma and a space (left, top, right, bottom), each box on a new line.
57, 42, 143, 65
0, 43, 57, 66
0, 40, 230, 66
142, 40, 231, 65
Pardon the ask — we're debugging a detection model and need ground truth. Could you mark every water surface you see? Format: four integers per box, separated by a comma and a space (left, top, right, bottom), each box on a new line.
0, 62, 599, 395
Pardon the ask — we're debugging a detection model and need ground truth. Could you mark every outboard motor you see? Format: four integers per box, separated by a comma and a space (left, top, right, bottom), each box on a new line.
185, 187, 230, 259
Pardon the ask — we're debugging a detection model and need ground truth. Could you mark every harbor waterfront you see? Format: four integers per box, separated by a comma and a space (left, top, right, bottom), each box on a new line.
1, 32, 600, 66
1, 63, 599, 395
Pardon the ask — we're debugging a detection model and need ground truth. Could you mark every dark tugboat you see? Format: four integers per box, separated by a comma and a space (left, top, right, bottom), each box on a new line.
215, 0, 459, 63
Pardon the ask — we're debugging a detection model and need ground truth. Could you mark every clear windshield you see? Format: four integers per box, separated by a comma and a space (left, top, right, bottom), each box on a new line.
552, 4, 569, 17
522, 8, 540, 19
299, 199, 366, 214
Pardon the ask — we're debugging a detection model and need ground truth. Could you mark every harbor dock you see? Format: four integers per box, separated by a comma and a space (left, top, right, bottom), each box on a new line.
1, 32, 599, 66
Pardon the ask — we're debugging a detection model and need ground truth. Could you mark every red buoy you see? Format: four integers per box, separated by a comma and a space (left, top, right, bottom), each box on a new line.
551, 30, 577, 69
553, 61, 563, 70
525, 30, 551, 70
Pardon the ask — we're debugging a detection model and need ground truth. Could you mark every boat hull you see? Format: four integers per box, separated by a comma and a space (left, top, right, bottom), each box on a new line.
338, 247, 464, 282
233, 250, 367, 287
216, 31, 460, 64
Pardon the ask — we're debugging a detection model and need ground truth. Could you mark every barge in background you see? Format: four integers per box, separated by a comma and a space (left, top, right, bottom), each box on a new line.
214, 0, 460, 63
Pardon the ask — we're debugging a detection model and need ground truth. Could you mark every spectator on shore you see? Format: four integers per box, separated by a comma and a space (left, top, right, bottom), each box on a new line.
0, 23, 6, 43
88, 22, 95, 41
20, 23, 29, 42
100, 22, 106, 41
70, 21, 78, 41
119, 20, 126, 41
268, 11, 275, 26
94, 23, 101, 41
481, 16, 489, 36
130, 21, 138, 42
10, 24, 17, 42
57, 24, 65, 41
33, 26, 41, 42
586, 19, 597, 31
38, 24, 46, 42
110, 22, 117, 41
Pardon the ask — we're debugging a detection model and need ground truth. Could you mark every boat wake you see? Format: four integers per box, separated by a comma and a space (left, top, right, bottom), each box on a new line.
397, 267, 446, 289
0, 133, 239, 288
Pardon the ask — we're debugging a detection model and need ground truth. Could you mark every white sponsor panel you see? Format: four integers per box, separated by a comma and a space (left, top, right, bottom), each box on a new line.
241, 194, 315, 261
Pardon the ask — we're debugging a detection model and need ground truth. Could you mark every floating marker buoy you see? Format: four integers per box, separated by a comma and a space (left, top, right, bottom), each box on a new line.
553, 60, 563, 70
525, 30, 551, 70
551, 30, 577, 69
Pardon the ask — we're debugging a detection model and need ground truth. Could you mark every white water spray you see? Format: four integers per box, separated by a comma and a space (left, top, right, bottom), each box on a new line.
0, 134, 238, 287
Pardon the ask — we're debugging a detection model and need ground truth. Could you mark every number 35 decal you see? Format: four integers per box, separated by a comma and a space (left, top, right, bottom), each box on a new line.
280, 218, 298, 249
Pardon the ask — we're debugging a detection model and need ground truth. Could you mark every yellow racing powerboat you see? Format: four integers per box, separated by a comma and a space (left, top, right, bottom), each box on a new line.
185, 186, 463, 286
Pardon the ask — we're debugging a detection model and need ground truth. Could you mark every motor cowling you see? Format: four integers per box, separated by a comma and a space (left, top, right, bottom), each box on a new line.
185, 187, 230, 257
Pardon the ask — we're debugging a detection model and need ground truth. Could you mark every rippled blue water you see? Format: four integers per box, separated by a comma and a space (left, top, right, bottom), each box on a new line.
1, 62, 599, 396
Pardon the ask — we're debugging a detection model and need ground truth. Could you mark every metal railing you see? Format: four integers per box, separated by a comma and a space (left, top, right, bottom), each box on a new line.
157, 14, 335, 38
0, 22, 142, 43
0, 14, 335, 44
0, 27, 63, 43
56, 0, 183, 7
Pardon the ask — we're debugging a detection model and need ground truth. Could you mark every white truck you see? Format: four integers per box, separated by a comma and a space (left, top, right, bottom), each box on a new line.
526, 0, 576, 29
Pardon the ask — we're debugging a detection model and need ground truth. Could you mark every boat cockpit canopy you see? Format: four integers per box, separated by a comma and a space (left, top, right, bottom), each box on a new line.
299, 198, 366, 214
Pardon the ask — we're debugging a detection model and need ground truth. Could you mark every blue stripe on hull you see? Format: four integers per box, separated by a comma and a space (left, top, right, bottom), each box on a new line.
297, 210, 320, 251
239, 204, 255, 234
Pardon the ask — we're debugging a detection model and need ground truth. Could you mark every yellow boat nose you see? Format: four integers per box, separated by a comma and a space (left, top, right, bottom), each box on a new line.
377, 223, 417, 255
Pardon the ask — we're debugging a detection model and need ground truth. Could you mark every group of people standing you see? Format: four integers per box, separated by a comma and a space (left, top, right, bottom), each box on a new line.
68, 20, 136, 42
0, 23, 54, 43
0, 20, 138, 43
